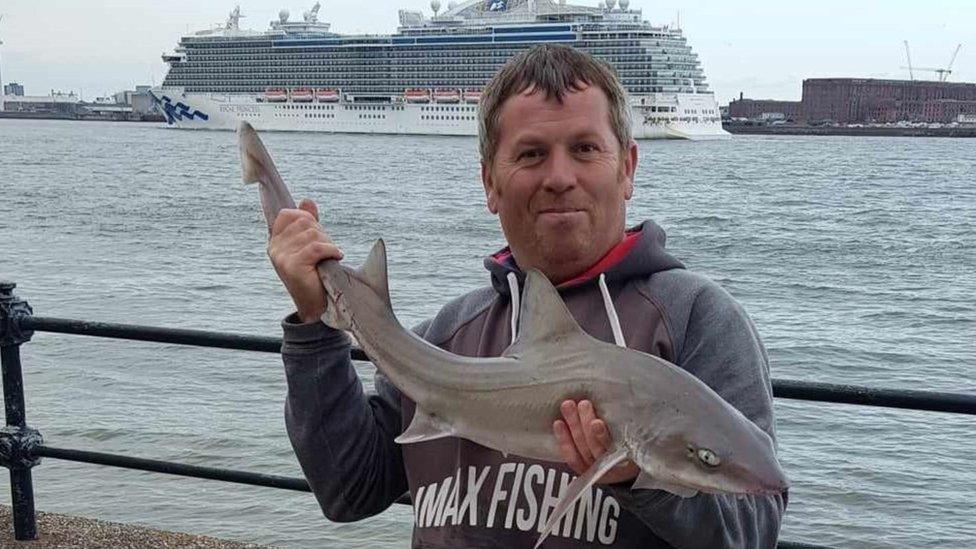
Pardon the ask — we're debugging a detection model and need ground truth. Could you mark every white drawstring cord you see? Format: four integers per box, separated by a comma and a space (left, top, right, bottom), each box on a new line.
599, 273, 626, 347
507, 272, 520, 345
509, 271, 622, 348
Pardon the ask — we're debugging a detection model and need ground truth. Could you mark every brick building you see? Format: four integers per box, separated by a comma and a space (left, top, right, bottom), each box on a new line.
801, 78, 976, 124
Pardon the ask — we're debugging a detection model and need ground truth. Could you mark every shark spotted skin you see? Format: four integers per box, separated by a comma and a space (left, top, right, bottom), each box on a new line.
237, 121, 789, 546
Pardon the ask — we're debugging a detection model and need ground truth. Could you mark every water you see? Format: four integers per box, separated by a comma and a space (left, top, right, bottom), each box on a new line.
0, 119, 973, 548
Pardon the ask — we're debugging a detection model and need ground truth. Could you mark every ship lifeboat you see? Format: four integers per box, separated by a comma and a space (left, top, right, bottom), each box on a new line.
264, 87, 288, 103
291, 87, 314, 102
316, 88, 341, 102
433, 88, 461, 104
463, 89, 482, 104
404, 88, 431, 104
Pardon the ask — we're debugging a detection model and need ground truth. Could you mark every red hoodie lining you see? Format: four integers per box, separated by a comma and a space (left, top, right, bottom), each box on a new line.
491, 229, 641, 288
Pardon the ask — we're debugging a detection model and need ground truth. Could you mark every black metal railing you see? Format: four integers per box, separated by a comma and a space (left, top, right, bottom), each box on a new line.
1, 281, 974, 548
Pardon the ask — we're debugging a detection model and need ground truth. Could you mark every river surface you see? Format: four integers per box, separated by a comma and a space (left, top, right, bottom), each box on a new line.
0, 119, 973, 548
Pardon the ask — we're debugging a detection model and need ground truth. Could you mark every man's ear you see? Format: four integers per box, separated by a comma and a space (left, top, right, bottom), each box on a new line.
623, 140, 637, 200
481, 161, 498, 214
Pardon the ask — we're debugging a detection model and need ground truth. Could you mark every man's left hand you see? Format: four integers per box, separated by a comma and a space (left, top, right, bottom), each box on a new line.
553, 399, 640, 485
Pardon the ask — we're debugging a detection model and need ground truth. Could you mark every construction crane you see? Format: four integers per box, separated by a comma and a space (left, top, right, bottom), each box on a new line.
942, 43, 963, 81
903, 40, 914, 80
901, 42, 963, 82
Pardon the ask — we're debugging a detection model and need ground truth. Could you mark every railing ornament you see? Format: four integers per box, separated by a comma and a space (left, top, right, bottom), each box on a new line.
0, 426, 43, 469
0, 282, 34, 347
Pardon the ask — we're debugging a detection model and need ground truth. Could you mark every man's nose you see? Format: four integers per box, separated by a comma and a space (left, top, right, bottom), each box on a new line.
541, 148, 577, 193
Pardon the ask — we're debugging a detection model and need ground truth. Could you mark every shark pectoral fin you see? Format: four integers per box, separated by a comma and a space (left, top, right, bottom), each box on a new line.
502, 269, 590, 359
394, 408, 456, 444
355, 239, 392, 306
533, 448, 629, 549
632, 471, 698, 498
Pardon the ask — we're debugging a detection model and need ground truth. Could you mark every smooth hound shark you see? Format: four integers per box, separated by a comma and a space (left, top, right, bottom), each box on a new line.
237, 121, 789, 547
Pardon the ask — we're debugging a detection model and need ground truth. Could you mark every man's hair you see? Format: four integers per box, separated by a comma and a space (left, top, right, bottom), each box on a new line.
477, 44, 632, 165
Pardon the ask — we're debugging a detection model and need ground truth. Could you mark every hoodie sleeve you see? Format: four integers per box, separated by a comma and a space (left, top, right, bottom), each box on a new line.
281, 313, 408, 521
609, 275, 787, 549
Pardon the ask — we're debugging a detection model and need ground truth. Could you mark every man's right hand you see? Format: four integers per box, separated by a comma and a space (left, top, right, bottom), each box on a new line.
267, 198, 344, 324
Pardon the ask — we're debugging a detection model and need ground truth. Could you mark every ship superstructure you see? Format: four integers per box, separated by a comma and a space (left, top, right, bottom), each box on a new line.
153, 0, 728, 139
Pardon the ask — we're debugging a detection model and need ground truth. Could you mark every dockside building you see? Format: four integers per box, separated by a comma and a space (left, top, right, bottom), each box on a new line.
729, 78, 976, 125
3, 82, 25, 96
802, 78, 976, 124
727, 94, 801, 121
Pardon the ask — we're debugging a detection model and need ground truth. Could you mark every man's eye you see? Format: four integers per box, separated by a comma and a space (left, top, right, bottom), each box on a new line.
518, 149, 543, 160
576, 143, 599, 153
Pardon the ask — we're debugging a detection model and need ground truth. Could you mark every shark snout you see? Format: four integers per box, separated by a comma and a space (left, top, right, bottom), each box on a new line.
741, 453, 790, 495
754, 471, 790, 495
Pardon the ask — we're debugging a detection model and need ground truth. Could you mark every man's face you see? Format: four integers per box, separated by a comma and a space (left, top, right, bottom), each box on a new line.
482, 84, 637, 283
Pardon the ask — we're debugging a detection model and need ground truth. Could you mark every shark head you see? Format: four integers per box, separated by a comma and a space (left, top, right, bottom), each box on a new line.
625, 391, 790, 497
506, 269, 789, 499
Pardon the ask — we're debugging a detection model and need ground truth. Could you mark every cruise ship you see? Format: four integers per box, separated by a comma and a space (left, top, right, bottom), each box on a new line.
152, 0, 728, 139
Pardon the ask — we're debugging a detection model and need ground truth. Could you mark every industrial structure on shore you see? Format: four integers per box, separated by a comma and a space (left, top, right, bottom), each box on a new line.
729, 78, 976, 126
0, 85, 163, 121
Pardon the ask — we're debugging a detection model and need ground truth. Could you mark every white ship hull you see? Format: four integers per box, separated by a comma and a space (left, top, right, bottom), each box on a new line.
151, 89, 729, 141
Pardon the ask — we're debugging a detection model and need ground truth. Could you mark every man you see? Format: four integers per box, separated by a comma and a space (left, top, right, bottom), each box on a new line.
270, 45, 786, 548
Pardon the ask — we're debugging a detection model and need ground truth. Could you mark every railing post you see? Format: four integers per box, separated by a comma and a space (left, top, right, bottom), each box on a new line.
0, 281, 42, 540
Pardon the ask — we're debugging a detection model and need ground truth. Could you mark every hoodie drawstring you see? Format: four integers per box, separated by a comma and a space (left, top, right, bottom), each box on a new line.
507, 272, 520, 345
599, 273, 626, 348
507, 271, 626, 349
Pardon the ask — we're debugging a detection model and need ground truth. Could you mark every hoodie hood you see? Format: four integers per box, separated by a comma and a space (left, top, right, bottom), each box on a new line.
485, 219, 684, 296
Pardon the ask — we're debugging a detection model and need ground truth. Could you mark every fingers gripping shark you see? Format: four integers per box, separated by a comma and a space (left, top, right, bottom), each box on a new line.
237, 122, 789, 547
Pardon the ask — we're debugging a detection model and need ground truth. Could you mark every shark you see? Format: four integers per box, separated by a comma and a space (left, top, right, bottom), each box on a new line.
237, 121, 789, 546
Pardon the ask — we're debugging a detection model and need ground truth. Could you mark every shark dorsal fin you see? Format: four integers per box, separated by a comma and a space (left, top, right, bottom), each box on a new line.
502, 269, 587, 359
355, 239, 391, 305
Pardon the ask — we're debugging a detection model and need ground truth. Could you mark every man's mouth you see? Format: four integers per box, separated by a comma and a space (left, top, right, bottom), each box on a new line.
538, 207, 584, 214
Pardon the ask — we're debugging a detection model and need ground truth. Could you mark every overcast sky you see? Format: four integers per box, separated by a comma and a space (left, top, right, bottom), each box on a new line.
1, 0, 972, 103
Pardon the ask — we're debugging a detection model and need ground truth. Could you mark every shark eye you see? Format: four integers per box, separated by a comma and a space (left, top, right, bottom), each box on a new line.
697, 448, 721, 467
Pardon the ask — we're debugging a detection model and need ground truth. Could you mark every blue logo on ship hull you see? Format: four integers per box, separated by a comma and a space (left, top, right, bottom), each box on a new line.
155, 95, 210, 124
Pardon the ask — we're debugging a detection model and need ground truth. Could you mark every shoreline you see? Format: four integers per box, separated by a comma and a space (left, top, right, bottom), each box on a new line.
723, 123, 976, 138
0, 505, 268, 548
0, 112, 166, 123
4, 114, 974, 136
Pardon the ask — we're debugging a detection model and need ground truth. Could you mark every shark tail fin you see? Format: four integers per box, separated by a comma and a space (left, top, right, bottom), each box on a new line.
534, 448, 630, 549
355, 239, 392, 307
238, 121, 280, 186
502, 269, 589, 360
237, 121, 296, 231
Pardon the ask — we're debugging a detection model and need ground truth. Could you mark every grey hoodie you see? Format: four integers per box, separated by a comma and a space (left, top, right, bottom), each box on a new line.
282, 220, 787, 548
